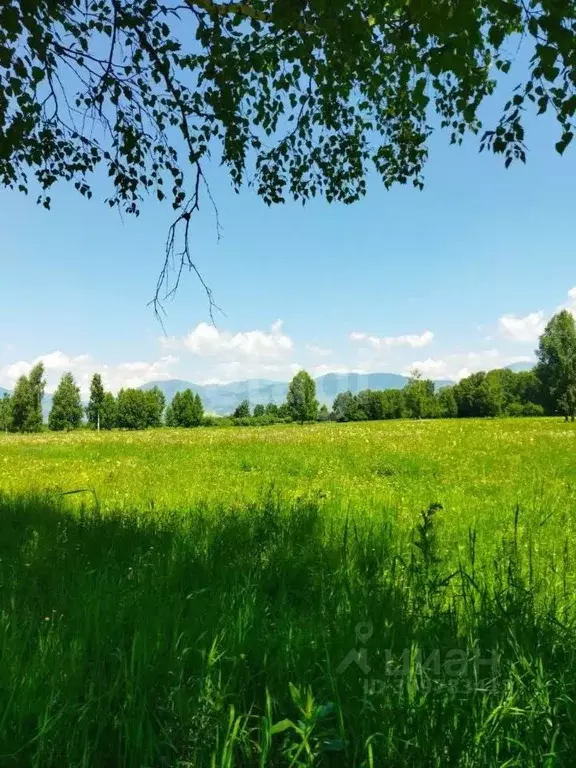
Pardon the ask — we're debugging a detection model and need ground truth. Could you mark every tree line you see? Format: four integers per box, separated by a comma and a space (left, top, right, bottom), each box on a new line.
1, 310, 576, 432
332, 310, 576, 422
0, 368, 321, 432
331, 368, 545, 422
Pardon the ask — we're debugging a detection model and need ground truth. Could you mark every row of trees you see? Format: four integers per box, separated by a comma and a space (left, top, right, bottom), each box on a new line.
230, 371, 320, 424
0, 371, 170, 433
0, 368, 320, 432
166, 391, 204, 427
0, 362, 45, 433
3, 364, 542, 431
331, 369, 546, 423
331, 310, 576, 423
2, 310, 575, 432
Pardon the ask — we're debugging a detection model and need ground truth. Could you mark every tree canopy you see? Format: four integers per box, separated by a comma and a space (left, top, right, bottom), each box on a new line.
48, 371, 84, 431
167, 389, 204, 426
116, 387, 166, 429
403, 370, 436, 419
87, 373, 106, 430
233, 399, 251, 418
0, 393, 12, 432
2, 0, 575, 305
536, 309, 576, 421
287, 370, 318, 423
7, 363, 46, 433
100, 391, 118, 429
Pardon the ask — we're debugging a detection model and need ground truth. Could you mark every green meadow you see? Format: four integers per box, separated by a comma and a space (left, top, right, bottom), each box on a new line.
2, 418, 576, 766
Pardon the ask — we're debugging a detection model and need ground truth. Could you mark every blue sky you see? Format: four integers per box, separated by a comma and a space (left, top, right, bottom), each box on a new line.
1, 76, 575, 394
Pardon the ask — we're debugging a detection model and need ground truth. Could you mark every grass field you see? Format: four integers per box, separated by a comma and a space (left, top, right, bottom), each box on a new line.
2, 418, 576, 766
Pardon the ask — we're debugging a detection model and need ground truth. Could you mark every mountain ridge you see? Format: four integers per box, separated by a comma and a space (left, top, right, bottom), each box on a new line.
0, 363, 536, 418
505, 361, 535, 373
141, 372, 455, 414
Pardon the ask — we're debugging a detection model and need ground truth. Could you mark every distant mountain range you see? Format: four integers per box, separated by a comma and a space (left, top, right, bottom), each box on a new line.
141, 372, 455, 415
0, 363, 536, 418
506, 361, 535, 373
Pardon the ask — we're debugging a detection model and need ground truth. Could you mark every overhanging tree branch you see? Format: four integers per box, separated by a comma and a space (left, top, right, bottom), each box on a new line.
0, 0, 574, 318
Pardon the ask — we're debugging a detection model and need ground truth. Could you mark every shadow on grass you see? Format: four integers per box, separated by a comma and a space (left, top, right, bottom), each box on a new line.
1, 492, 576, 766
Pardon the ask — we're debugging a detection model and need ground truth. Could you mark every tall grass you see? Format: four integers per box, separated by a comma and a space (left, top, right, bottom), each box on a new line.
1, 489, 576, 766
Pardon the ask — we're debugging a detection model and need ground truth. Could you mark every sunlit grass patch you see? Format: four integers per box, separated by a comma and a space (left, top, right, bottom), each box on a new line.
2, 418, 576, 765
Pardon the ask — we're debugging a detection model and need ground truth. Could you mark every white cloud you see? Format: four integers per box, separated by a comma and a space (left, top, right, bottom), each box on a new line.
306, 344, 332, 357
558, 285, 576, 318
1, 360, 32, 384
157, 320, 295, 382
0, 350, 180, 395
166, 320, 293, 361
498, 311, 546, 343
38, 350, 92, 370
194, 359, 300, 386
350, 330, 434, 349
495, 286, 576, 344
158, 335, 180, 351
404, 358, 450, 377
405, 350, 534, 381
109, 357, 179, 390
0, 350, 94, 386
310, 364, 367, 378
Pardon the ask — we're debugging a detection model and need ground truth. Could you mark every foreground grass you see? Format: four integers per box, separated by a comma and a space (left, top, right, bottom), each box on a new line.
2, 419, 576, 765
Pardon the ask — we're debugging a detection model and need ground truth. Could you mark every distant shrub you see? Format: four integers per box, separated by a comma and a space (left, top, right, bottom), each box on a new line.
523, 402, 545, 417
202, 416, 234, 427
200, 415, 293, 428
507, 402, 545, 417
233, 416, 292, 427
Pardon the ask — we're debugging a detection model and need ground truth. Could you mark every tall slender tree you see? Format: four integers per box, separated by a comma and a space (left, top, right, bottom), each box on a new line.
10, 375, 33, 433
146, 387, 166, 427
99, 392, 118, 430
233, 400, 251, 419
0, 393, 12, 433
403, 371, 436, 419
48, 372, 84, 431
27, 362, 46, 432
164, 401, 175, 427
536, 310, 576, 422
87, 373, 106, 431
194, 394, 204, 426
287, 371, 318, 425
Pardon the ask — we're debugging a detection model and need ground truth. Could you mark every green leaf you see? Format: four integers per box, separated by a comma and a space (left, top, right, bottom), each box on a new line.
488, 25, 506, 48
270, 718, 296, 735
288, 682, 301, 707
555, 132, 573, 155
1, 6, 21, 35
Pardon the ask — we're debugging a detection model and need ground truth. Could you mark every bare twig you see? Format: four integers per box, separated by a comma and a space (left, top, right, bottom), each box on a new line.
149, 163, 223, 328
